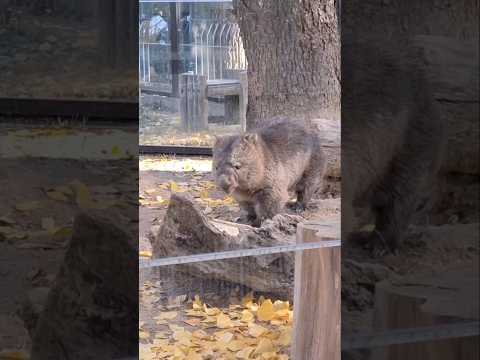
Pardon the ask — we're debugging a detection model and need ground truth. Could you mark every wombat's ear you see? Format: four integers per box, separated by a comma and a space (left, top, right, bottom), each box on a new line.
243, 133, 258, 144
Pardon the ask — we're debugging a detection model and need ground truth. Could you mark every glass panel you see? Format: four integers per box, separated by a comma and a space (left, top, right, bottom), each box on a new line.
139, 253, 296, 359
139, 0, 246, 147
0, 1, 137, 100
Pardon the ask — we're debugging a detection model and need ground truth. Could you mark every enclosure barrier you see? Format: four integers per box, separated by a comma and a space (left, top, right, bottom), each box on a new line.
139, 19, 247, 91
179, 70, 247, 132
140, 222, 479, 359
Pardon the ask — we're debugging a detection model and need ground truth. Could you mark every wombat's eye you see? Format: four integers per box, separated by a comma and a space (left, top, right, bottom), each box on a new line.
234, 164, 241, 170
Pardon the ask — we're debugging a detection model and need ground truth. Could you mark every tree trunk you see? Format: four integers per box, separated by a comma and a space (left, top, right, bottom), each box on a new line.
233, 0, 340, 128
98, 0, 137, 69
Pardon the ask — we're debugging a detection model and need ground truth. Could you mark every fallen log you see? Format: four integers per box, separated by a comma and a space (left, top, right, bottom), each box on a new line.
151, 194, 309, 298
29, 212, 138, 360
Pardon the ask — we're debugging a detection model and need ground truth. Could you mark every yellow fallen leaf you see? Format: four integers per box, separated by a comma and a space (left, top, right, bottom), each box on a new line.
273, 300, 290, 311
260, 351, 279, 359
139, 251, 152, 258
257, 299, 275, 322
199, 189, 209, 199
170, 181, 179, 193
242, 292, 254, 306
248, 323, 267, 338
236, 346, 255, 359
204, 304, 220, 316
156, 311, 178, 321
217, 331, 234, 343
184, 318, 201, 327
227, 340, 245, 352
240, 310, 255, 323
216, 313, 233, 329
192, 329, 210, 340
70, 180, 96, 209
253, 339, 275, 356
139, 330, 150, 340
276, 329, 292, 346
192, 295, 203, 310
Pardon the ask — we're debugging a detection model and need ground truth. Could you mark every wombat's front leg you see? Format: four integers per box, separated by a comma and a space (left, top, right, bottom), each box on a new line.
237, 202, 258, 224
253, 187, 289, 226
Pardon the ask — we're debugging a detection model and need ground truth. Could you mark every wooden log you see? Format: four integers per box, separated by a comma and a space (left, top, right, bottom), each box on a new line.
312, 118, 340, 179
180, 73, 208, 132
29, 212, 138, 360
292, 221, 341, 360
372, 266, 479, 360
151, 193, 309, 298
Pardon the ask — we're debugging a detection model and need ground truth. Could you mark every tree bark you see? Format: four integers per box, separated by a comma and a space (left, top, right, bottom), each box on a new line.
233, 0, 340, 128
98, 0, 137, 69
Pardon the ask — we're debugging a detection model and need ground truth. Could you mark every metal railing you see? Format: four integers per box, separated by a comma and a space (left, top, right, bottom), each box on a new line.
139, 19, 247, 86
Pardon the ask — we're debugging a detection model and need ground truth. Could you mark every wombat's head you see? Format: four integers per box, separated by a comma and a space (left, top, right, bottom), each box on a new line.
212, 133, 263, 194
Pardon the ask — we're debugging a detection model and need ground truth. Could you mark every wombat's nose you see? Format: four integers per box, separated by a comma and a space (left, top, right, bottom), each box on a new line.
218, 175, 231, 193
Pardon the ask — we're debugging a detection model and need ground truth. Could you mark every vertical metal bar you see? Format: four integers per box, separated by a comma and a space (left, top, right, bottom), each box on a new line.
206, 23, 214, 80
218, 23, 226, 79
147, 43, 151, 83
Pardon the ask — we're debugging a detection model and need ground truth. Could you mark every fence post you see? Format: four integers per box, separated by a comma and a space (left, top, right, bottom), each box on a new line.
180, 73, 208, 132
292, 220, 341, 360
224, 69, 248, 131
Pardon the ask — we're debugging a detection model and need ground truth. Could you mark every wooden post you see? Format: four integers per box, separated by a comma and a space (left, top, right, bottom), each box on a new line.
180, 73, 208, 132
224, 69, 248, 131
292, 221, 341, 360
372, 266, 479, 360
224, 95, 240, 125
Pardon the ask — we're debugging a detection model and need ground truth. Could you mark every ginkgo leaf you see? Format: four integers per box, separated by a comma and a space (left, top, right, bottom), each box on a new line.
253, 339, 275, 356
257, 299, 275, 322
216, 313, 233, 329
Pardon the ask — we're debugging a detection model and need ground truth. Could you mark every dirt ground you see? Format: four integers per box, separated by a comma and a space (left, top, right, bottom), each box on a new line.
0, 126, 138, 353
0, 10, 136, 100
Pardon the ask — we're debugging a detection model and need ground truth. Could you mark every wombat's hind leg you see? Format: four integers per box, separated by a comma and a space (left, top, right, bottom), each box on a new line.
296, 152, 326, 210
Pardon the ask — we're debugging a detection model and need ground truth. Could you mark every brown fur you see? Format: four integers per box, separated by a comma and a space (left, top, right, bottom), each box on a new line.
213, 120, 326, 225
342, 38, 447, 252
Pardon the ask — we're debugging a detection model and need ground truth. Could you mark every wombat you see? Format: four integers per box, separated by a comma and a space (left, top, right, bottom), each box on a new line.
342, 38, 446, 252
213, 120, 326, 225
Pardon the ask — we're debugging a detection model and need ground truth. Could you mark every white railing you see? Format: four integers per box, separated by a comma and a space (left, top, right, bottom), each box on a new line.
139, 19, 247, 85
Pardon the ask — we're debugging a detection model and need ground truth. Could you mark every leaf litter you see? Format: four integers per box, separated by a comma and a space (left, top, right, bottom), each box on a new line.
140, 294, 292, 359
